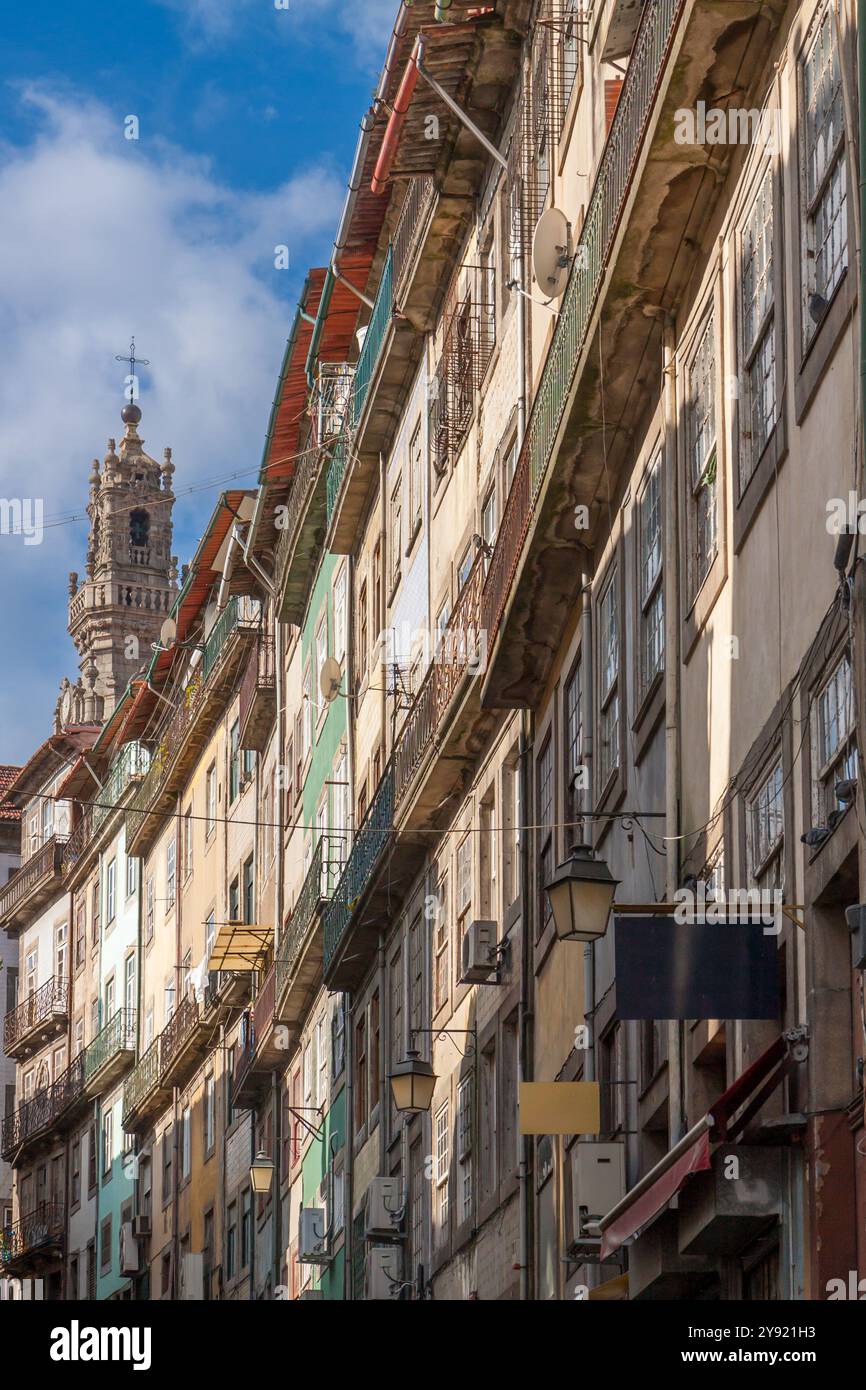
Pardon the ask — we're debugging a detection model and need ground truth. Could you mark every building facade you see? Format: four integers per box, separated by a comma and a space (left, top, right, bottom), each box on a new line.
2, 0, 864, 1302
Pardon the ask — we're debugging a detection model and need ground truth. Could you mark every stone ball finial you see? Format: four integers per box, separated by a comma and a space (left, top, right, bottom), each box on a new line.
121, 402, 142, 426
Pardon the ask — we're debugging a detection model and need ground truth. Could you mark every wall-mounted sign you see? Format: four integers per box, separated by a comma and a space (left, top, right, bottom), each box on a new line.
614, 915, 779, 1020
518, 1082, 601, 1135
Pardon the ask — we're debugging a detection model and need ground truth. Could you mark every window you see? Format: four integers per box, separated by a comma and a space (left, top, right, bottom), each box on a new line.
815, 652, 857, 820
183, 808, 193, 878
71, 1139, 81, 1207
54, 921, 68, 982
315, 611, 328, 725
302, 663, 313, 762
373, 542, 382, 640
409, 420, 423, 540
226, 1203, 237, 1280
105, 859, 116, 924
162, 1126, 173, 1203
740, 172, 777, 491
243, 855, 254, 924
241, 1189, 252, 1268
334, 565, 347, 661
389, 948, 404, 1125
687, 314, 718, 598
409, 913, 424, 1041
564, 659, 583, 831
501, 436, 518, 500
229, 720, 240, 802
41, 797, 54, 845
480, 230, 496, 352
181, 1105, 191, 1179
165, 973, 176, 1023
480, 793, 496, 919
434, 1100, 450, 1235
748, 760, 784, 889
126, 853, 136, 898
354, 1012, 367, 1134
74, 898, 86, 970
433, 869, 450, 1014
598, 568, 620, 788
481, 487, 497, 557
124, 954, 135, 1019
801, 6, 847, 344
100, 1215, 112, 1272
600, 1024, 625, 1133
101, 1108, 113, 1182
457, 544, 474, 593
165, 839, 176, 910
206, 764, 217, 837
457, 1075, 473, 1224
369, 993, 380, 1115
456, 836, 472, 965
638, 453, 664, 699
229, 876, 240, 924
331, 996, 346, 1079
145, 875, 154, 944
91, 880, 100, 946
24, 945, 37, 996
390, 478, 403, 588
537, 737, 553, 935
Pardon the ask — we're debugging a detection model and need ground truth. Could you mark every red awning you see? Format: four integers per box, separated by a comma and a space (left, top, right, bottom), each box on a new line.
599, 1130, 710, 1260
598, 1032, 792, 1260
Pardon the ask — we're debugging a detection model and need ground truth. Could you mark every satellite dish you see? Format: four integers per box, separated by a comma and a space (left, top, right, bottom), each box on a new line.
319, 656, 343, 702
159, 617, 177, 647
532, 207, 572, 298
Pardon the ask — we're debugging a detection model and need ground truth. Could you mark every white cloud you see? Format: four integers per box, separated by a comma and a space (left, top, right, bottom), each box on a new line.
156, 0, 398, 67
0, 85, 343, 760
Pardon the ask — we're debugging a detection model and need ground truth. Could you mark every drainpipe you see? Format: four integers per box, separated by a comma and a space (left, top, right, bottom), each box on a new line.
379, 453, 388, 759
344, 993, 354, 1300
271, 1069, 281, 1293
517, 716, 533, 1300
661, 319, 684, 1145
858, 0, 866, 479
343, 546, 357, 1301
171, 801, 183, 1299
580, 576, 595, 1084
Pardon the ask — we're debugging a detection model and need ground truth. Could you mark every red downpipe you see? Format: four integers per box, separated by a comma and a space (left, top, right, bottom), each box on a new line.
371, 36, 421, 195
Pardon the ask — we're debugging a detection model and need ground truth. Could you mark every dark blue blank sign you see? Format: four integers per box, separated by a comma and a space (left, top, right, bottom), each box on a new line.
613, 915, 779, 1020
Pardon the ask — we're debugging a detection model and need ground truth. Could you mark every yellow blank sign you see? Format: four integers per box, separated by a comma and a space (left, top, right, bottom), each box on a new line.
519, 1082, 601, 1135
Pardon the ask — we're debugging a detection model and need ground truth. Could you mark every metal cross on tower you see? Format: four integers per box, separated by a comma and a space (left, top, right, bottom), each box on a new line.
114, 337, 150, 402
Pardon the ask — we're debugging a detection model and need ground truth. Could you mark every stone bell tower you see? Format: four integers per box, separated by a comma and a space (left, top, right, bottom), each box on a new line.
65, 401, 178, 722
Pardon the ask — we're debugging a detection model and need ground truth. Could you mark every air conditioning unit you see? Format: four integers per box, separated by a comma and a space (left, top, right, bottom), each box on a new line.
132, 1214, 151, 1239
460, 920, 498, 984
365, 1245, 402, 1300
119, 1223, 140, 1277
298, 1207, 330, 1264
181, 1253, 204, 1301
571, 1141, 626, 1240
364, 1177, 404, 1240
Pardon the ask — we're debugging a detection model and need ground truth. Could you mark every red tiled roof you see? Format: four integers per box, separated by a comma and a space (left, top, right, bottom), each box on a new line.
2, 729, 101, 808
0, 765, 22, 821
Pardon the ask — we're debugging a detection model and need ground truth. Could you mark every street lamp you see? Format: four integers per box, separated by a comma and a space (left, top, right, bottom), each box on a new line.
545, 843, 619, 942
249, 1150, 275, 1194
389, 1049, 437, 1114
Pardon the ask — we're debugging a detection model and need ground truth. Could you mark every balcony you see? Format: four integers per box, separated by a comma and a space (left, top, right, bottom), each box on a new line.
0, 836, 67, 934
122, 1035, 170, 1133
238, 634, 277, 754
429, 290, 495, 474
159, 992, 211, 1094
480, 0, 784, 706
394, 553, 499, 832
203, 969, 251, 1019
275, 367, 353, 625
62, 742, 150, 879
323, 766, 395, 992
232, 963, 289, 1109
0, 1202, 65, 1276
1, 1056, 86, 1163
126, 595, 257, 856
275, 835, 344, 1030
4, 976, 69, 1060
83, 1008, 136, 1099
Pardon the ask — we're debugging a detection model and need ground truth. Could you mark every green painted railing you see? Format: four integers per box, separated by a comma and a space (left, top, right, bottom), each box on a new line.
349, 245, 393, 430
480, 0, 685, 646
123, 1034, 162, 1121
84, 1008, 136, 1085
325, 435, 349, 526
323, 765, 393, 972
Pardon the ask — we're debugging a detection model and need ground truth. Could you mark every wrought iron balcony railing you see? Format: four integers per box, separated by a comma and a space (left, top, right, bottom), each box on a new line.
0, 836, 67, 926
392, 176, 436, 295
480, 0, 685, 650
0, 1201, 65, 1268
123, 1034, 162, 1120
62, 742, 150, 875
4, 975, 69, 1056
325, 435, 349, 526
160, 993, 200, 1078
275, 834, 345, 1001
323, 765, 394, 970
238, 633, 276, 748
394, 552, 486, 807
1, 1055, 85, 1159
83, 1008, 136, 1085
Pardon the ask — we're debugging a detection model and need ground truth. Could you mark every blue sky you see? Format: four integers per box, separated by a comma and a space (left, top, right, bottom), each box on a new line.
0, 0, 395, 763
